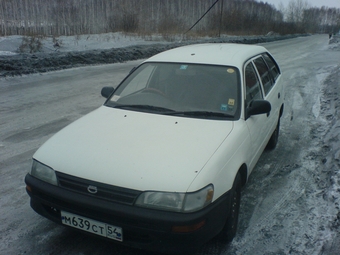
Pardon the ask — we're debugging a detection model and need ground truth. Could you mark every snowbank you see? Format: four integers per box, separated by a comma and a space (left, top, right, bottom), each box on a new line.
0, 33, 308, 77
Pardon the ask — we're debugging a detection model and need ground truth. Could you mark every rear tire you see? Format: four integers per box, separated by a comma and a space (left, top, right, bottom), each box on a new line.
217, 173, 242, 242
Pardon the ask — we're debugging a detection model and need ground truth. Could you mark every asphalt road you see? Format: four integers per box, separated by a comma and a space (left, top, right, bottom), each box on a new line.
1, 35, 340, 255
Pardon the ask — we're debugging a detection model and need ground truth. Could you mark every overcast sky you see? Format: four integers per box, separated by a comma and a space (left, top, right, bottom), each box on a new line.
262, 0, 340, 9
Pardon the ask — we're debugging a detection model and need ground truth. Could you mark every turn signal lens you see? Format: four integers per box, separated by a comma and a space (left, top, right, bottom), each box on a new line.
26, 185, 32, 192
172, 220, 206, 233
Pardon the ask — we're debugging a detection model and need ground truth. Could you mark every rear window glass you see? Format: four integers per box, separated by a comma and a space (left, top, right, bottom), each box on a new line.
245, 63, 263, 106
262, 53, 281, 81
253, 57, 273, 95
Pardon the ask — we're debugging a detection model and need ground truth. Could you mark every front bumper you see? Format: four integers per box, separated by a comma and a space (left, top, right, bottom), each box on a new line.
25, 173, 231, 254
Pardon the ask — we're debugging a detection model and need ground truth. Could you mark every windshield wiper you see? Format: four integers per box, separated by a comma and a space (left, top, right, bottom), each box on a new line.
114, 104, 175, 113
113, 105, 233, 118
164, 111, 234, 118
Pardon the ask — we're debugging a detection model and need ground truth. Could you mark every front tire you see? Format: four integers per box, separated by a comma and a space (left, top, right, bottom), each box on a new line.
217, 173, 242, 242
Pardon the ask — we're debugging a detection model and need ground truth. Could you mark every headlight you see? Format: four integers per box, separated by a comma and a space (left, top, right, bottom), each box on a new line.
30, 160, 58, 186
135, 185, 214, 212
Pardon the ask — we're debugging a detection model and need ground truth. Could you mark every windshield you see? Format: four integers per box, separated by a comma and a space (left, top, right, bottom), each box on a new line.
106, 62, 241, 119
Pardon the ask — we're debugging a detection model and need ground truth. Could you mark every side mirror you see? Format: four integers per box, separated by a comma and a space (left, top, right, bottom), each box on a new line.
246, 99, 271, 118
101, 87, 115, 98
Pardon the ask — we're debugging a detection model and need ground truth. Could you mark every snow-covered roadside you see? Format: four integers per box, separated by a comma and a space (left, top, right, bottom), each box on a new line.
318, 41, 340, 214
318, 63, 340, 253
0, 32, 165, 55
308, 62, 340, 254
0, 51, 16, 56
0, 32, 307, 77
0, 32, 306, 55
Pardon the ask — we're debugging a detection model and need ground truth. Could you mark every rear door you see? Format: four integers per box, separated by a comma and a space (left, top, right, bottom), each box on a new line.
253, 53, 282, 137
244, 60, 269, 171
244, 52, 283, 171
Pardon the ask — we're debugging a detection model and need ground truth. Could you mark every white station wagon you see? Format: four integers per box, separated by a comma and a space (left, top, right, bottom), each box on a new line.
25, 43, 284, 254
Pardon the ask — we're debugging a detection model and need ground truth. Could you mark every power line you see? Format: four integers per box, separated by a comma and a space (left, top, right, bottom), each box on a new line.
184, 0, 220, 34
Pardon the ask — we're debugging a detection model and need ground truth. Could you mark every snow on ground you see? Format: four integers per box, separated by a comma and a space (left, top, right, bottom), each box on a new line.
47, 32, 167, 51
0, 34, 340, 255
0, 32, 167, 56
0, 32, 307, 56
0, 32, 309, 78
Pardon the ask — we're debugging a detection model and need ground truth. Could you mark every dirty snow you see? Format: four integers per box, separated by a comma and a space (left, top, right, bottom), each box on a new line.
0, 32, 307, 77
0, 32, 165, 55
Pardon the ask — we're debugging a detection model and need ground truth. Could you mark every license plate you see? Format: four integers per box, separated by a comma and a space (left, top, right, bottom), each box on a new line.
61, 211, 123, 242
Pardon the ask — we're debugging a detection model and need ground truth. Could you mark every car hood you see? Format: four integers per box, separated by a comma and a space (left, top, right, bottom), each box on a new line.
34, 106, 233, 192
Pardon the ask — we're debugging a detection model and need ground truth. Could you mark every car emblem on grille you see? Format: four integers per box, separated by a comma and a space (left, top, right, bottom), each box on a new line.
87, 185, 98, 194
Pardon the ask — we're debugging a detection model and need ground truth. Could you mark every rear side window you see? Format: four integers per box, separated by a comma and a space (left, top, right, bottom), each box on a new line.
262, 53, 280, 81
245, 63, 263, 106
253, 57, 273, 95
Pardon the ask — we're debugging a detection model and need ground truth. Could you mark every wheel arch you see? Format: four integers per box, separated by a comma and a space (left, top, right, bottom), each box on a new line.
238, 163, 248, 187
279, 103, 284, 118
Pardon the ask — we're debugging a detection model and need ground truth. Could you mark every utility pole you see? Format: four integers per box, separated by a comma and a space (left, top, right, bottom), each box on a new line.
219, 0, 224, 37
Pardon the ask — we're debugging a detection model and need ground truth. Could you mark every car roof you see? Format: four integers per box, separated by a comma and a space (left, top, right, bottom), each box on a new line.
145, 43, 268, 69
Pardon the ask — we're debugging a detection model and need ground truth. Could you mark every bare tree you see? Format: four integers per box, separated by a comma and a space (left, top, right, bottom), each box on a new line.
0, 0, 339, 37
286, 0, 310, 23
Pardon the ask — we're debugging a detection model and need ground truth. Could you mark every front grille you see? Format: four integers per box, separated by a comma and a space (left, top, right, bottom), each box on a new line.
56, 172, 141, 205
